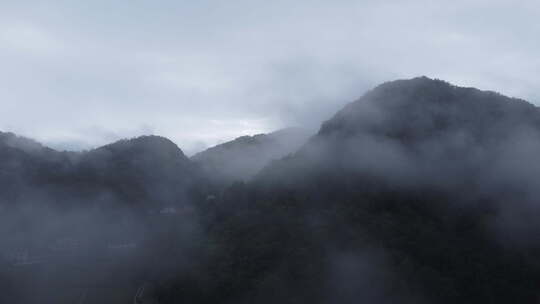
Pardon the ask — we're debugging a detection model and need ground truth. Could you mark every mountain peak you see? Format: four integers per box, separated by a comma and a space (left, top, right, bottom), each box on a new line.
319, 77, 538, 140
95, 135, 187, 160
375, 75, 446, 89
115, 135, 179, 148
192, 128, 311, 183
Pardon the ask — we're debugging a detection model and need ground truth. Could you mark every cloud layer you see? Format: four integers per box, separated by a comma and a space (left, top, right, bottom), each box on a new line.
1, 0, 538, 154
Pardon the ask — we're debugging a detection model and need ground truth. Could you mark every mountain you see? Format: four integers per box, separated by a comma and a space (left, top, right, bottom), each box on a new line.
260, 76, 540, 190
0, 132, 48, 154
0, 134, 204, 209
0, 131, 72, 206
0, 134, 211, 303
191, 127, 310, 184
77, 135, 202, 208
4, 77, 540, 303
161, 77, 540, 304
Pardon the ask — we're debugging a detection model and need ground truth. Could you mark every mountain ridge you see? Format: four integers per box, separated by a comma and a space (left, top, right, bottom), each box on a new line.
192, 127, 311, 183
3, 77, 540, 303
200, 76, 540, 304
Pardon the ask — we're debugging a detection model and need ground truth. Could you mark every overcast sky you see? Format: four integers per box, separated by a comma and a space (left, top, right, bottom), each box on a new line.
1, 0, 538, 155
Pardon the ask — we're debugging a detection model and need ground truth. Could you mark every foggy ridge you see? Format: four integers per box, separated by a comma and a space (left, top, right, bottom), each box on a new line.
3, 77, 540, 303
192, 127, 311, 184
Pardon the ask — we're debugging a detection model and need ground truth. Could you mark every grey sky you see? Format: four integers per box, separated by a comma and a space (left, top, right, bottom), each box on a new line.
1, 0, 538, 155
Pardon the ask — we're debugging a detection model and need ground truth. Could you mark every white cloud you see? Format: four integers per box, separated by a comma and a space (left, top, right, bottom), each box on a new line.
0, 24, 64, 53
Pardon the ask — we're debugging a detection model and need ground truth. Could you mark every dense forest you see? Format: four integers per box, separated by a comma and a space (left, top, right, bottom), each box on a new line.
3, 77, 540, 303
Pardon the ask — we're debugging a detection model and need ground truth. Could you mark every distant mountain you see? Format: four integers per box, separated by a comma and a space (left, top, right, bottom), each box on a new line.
0, 134, 205, 209
191, 127, 310, 184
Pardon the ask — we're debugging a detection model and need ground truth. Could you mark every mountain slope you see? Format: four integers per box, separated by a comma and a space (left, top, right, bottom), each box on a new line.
261, 77, 540, 191
172, 77, 540, 304
0, 132, 73, 206
0, 134, 212, 304
0, 134, 206, 209
77, 135, 201, 208
4, 77, 540, 303
191, 127, 310, 183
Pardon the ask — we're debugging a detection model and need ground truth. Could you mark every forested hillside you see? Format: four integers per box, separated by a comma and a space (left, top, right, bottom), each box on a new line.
3, 77, 540, 303
156, 77, 540, 303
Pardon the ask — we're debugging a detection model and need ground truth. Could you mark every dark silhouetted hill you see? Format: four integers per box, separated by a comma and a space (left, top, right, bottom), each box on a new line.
77, 135, 201, 208
0, 134, 205, 209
